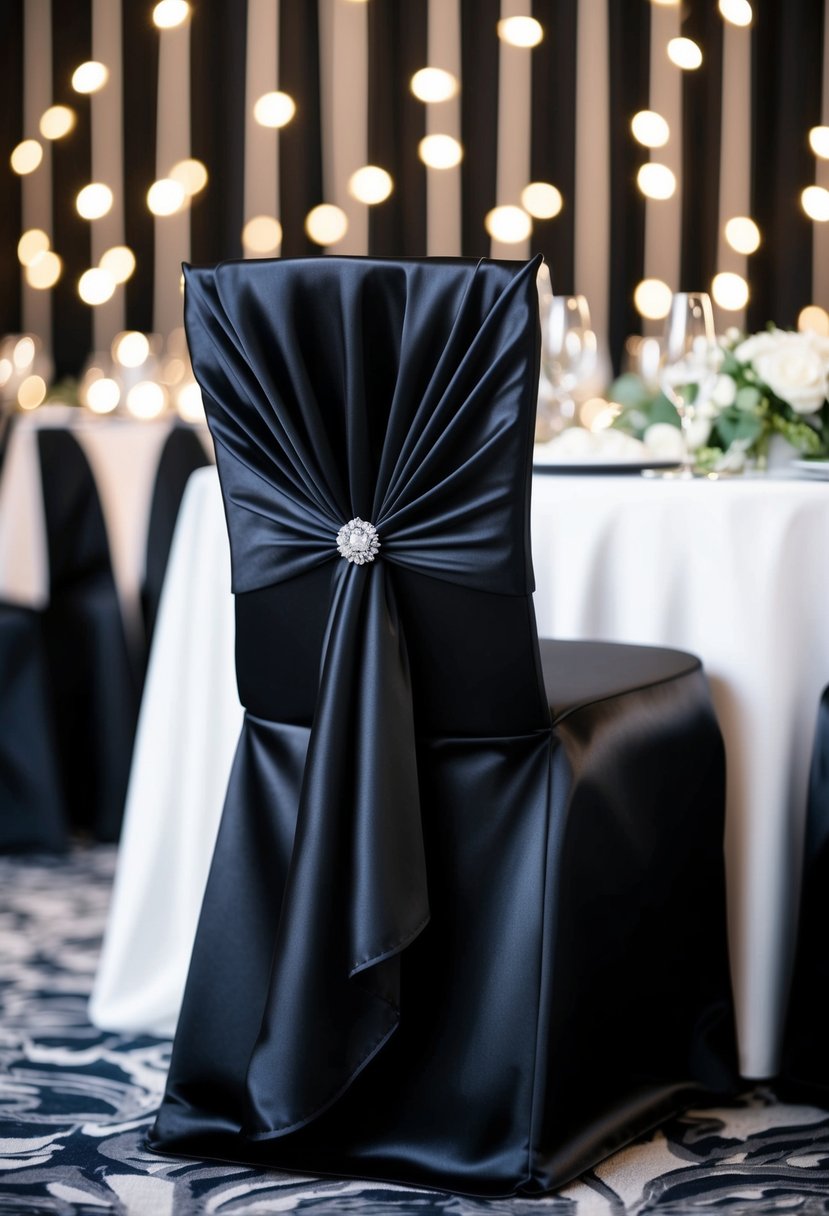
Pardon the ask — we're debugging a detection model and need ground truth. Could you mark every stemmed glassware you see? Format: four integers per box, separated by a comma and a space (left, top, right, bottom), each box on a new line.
536, 295, 598, 441
658, 292, 720, 478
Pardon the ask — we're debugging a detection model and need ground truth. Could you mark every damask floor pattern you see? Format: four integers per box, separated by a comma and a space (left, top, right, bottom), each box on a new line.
2, 849, 829, 1215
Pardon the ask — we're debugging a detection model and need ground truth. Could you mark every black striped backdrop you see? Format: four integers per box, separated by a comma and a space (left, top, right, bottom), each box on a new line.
1, 0, 827, 376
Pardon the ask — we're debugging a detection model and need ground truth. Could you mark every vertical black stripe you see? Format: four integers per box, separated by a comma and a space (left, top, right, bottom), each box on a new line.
51, 0, 92, 376
530, 0, 577, 291
607, 0, 650, 372
0, 0, 24, 336
279, 0, 323, 258
680, 7, 723, 291
749, 0, 825, 330
122, 0, 158, 333
190, 0, 247, 264
367, 0, 427, 257
460, 0, 499, 257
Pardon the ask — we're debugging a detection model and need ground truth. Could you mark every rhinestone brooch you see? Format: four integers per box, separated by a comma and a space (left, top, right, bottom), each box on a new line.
336, 518, 381, 565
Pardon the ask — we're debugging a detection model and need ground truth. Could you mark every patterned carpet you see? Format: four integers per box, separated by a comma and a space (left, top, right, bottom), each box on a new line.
2, 850, 829, 1214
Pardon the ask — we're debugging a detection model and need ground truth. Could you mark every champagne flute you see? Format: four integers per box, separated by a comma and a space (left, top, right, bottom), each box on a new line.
537, 294, 598, 440
658, 293, 720, 478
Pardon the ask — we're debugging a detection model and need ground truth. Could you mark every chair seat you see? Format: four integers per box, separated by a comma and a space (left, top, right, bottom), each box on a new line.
541, 637, 701, 722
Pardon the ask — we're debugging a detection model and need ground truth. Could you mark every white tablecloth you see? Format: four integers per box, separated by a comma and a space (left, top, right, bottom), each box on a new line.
0, 405, 210, 641
92, 464, 829, 1075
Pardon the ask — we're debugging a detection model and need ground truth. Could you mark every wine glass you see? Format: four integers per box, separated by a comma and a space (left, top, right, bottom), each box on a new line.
658, 293, 720, 477
536, 295, 598, 441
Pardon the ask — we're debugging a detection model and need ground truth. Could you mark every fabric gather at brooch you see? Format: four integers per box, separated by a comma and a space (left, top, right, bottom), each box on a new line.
336, 518, 381, 565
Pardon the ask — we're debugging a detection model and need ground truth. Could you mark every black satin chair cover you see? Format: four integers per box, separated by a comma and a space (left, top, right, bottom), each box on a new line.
150, 256, 736, 1195
779, 685, 829, 1104
142, 424, 211, 644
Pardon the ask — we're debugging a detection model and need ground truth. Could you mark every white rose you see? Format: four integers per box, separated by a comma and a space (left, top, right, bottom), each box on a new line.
734, 329, 785, 364
754, 335, 829, 415
643, 423, 684, 461
711, 374, 737, 409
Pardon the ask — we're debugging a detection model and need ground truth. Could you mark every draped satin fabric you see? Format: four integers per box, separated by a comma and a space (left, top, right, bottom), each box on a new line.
149, 256, 736, 1194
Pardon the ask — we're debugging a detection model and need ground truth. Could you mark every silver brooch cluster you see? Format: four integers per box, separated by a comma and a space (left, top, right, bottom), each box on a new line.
336, 518, 381, 565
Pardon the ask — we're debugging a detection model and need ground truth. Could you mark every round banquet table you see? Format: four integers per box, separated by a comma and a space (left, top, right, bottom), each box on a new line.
91, 463, 829, 1079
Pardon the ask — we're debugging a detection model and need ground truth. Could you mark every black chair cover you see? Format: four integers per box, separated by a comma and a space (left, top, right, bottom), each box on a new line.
149, 256, 736, 1194
142, 424, 211, 643
37, 430, 138, 841
779, 684, 829, 1104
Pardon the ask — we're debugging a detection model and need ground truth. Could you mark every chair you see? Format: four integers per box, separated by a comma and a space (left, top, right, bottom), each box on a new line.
148, 255, 736, 1195
779, 684, 829, 1105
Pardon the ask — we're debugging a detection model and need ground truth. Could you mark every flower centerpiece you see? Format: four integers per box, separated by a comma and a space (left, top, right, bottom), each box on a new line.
611, 327, 829, 471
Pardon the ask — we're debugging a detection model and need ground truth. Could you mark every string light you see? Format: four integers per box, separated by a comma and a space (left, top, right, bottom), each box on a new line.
712, 272, 749, 310
798, 306, 829, 336
724, 217, 761, 255
636, 163, 676, 200
113, 332, 151, 368
78, 268, 116, 306
809, 127, 829, 159
147, 178, 186, 216
521, 182, 563, 219
631, 110, 670, 148
17, 229, 50, 267
718, 0, 753, 26
667, 38, 703, 70
418, 134, 463, 169
802, 186, 829, 222
86, 378, 120, 414
39, 106, 76, 139
152, 1, 190, 29
410, 68, 458, 103
10, 140, 43, 175
76, 183, 114, 220
634, 279, 672, 319
241, 215, 282, 254
253, 91, 296, 129
72, 61, 109, 93
25, 252, 62, 289
126, 381, 166, 418
305, 204, 348, 246
99, 246, 136, 283
348, 166, 393, 205
484, 206, 532, 243
169, 158, 208, 196
496, 17, 544, 48
18, 375, 47, 410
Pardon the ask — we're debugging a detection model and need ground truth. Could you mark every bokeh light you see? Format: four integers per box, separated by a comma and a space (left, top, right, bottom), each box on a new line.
802, 185, 829, 222
99, 246, 136, 284
17, 229, 50, 267
10, 140, 43, 175
410, 68, 459, 102
304, 204, 348, 246
809, 127, 829, 159
798, 305, 829, 336
126, 381, 166, 419
152, 0, 190, 29
177, 381, 205, 422
636, 163, 676, 200
484, 205, 532, 243
724, 216, 761, 255
497, 17, 544, 47
78, 268, 116, 306
113, 331, 151, 368
667, 37, 703, 69
87, 377, 120, 414
39, 105, 75, 140
718, 0, 753, 26
418, 134, 463, 169
348, 166, 393, 205
631, 110, 670, 148
76, 183, 114, 220
253, 91, 296, 128
634, 278, 673, 320
241, 215, 283, 254
72, 61, 109, 93
18, 375, 47, 410
25, 252, 62, 290
13, 337, 35, 369
169, 158, 208, 196
521, 182, 563, 219
711, 271, 749, 310
147, 178, 186, 216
